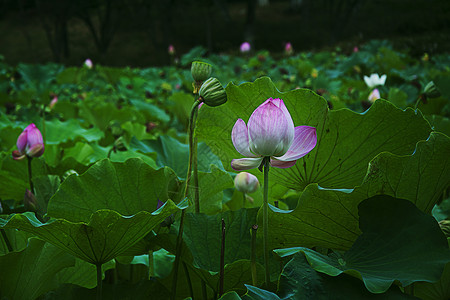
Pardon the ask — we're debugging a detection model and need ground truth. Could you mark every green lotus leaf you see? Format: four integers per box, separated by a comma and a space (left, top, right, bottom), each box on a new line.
0, 238, 75, 300
267, 132, 450, 250
275, 196, 450, 294
0, 200, 185, 264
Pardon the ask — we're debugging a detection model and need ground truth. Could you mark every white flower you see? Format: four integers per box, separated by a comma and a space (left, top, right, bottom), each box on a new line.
364, 73, 386, 89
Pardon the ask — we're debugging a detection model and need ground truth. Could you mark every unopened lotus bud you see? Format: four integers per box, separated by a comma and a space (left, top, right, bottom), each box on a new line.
62, 169, 78, 181
191, 61, 212, 83
114, 137, 127, 152
439, 220, 450, 238
198, 77, 227, 107
24, 189, 38, 212
234, 172, 260, 194
424, 81, 441, 98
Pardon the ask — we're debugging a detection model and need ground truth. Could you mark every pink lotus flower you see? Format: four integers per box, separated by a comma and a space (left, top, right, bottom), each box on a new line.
231, 98, 317, 170
84, 59, 93, 69
353, 46, 359, 53
285, 42, 293, 55
234, 172, 260, 194
12, 123, 44, 160
368, 88, 381, 103
240, 42, 251, 53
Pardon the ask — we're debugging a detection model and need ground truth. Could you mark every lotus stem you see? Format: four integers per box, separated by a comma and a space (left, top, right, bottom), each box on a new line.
107, 147, 114, 159
182, 261, 194, 299
1, 229, 13, 253
251, 224, 258, 286
148, 250, 154, 279
243, 192, 246, 208
171, 99, 201, 300
219, 218, 226, 297
262, 156, 270, 287
96, 263, 103, 300
193, 107, 200, 214
27, 156, 34, 193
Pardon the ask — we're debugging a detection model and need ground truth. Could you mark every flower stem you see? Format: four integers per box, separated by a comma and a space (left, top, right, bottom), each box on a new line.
27, 156, 34, 193
96, 263, 103, 300
171, 99, 201, 300
107, 147, 114, 159
192, 107, 200, 214
262, 156, 270, 288
182, 261, 194, 299
243, 192, 246, 208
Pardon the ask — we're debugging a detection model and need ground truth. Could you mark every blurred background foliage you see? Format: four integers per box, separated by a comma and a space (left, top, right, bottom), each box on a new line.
0, 0, 449, 67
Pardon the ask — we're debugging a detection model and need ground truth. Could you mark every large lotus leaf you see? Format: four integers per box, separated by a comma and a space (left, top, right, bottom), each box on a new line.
196, 77, 431, 190
183, 208, 258, 272
275, 196, 450, 294
241, 285, 280, 300
0, 238, 75, 300
414, 259, 450, 300
130, 135, 225, 179
267, 132, 450, 250
47, 158, 175, 222
45, 119, 104, 145
278, 253, 417, 300
0, 200, 185, 264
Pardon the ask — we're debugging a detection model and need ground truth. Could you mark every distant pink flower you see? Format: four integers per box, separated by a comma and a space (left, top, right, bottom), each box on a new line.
231, 98, 317, 170
285, 42, 293, 55
84, 59, 93, 69
168, 44, 175, 55
240, 42, 251, 53
368, 88, 381, 103
12, 123, 44, 160
353, 46, 359, 53
49, 96, 58, 110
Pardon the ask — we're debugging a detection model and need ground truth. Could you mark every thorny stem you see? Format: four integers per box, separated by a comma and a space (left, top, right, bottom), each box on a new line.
262, 156, 270, 287
251, 224, 258, 286
171, 99, 201, 300
219, 219, 226, 297
27, 156, 34, 193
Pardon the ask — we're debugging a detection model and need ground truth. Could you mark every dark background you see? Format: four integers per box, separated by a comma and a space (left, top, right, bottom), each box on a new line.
1, 0, 449, 67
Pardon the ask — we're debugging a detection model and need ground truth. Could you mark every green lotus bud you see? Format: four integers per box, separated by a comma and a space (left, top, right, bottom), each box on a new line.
191, 61, 212, 83
114, 137, 127, 152
424, 81, 441, 98
199, 77, 227, 107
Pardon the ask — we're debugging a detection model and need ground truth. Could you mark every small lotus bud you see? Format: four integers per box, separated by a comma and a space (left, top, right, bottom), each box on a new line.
191, 61, 212, 83
234, 172, 260, 194
49, 96, 58, 110
285, 42, 293, 55
24, 189, 38, 212
168, 44, 175, 55
198, 77, 227, 107
368, 88, 381, 103
62, 169, 78, 181
14, 123, 44, 159
114, 137, 127, 152
439, 220, 450, 238
424, 81, 441, 98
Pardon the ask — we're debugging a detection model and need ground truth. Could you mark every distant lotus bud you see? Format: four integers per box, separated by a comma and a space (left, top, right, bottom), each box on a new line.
62, 169, 78, 181
13, 123, 44, 160
353, 46, 359, 53
234, 172, 260, 194
168, 44, 175, 55
285, 42, 293, 55
84, 59, 93, 69
114, 137, 127, 152
24, 189, 38, 212
49, 96, 58, 110
424, 81, 441, 98
368, 88, 381, 103
240, 42, 251, 53
198, 77, 227, 107
191, 61, 212, 83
